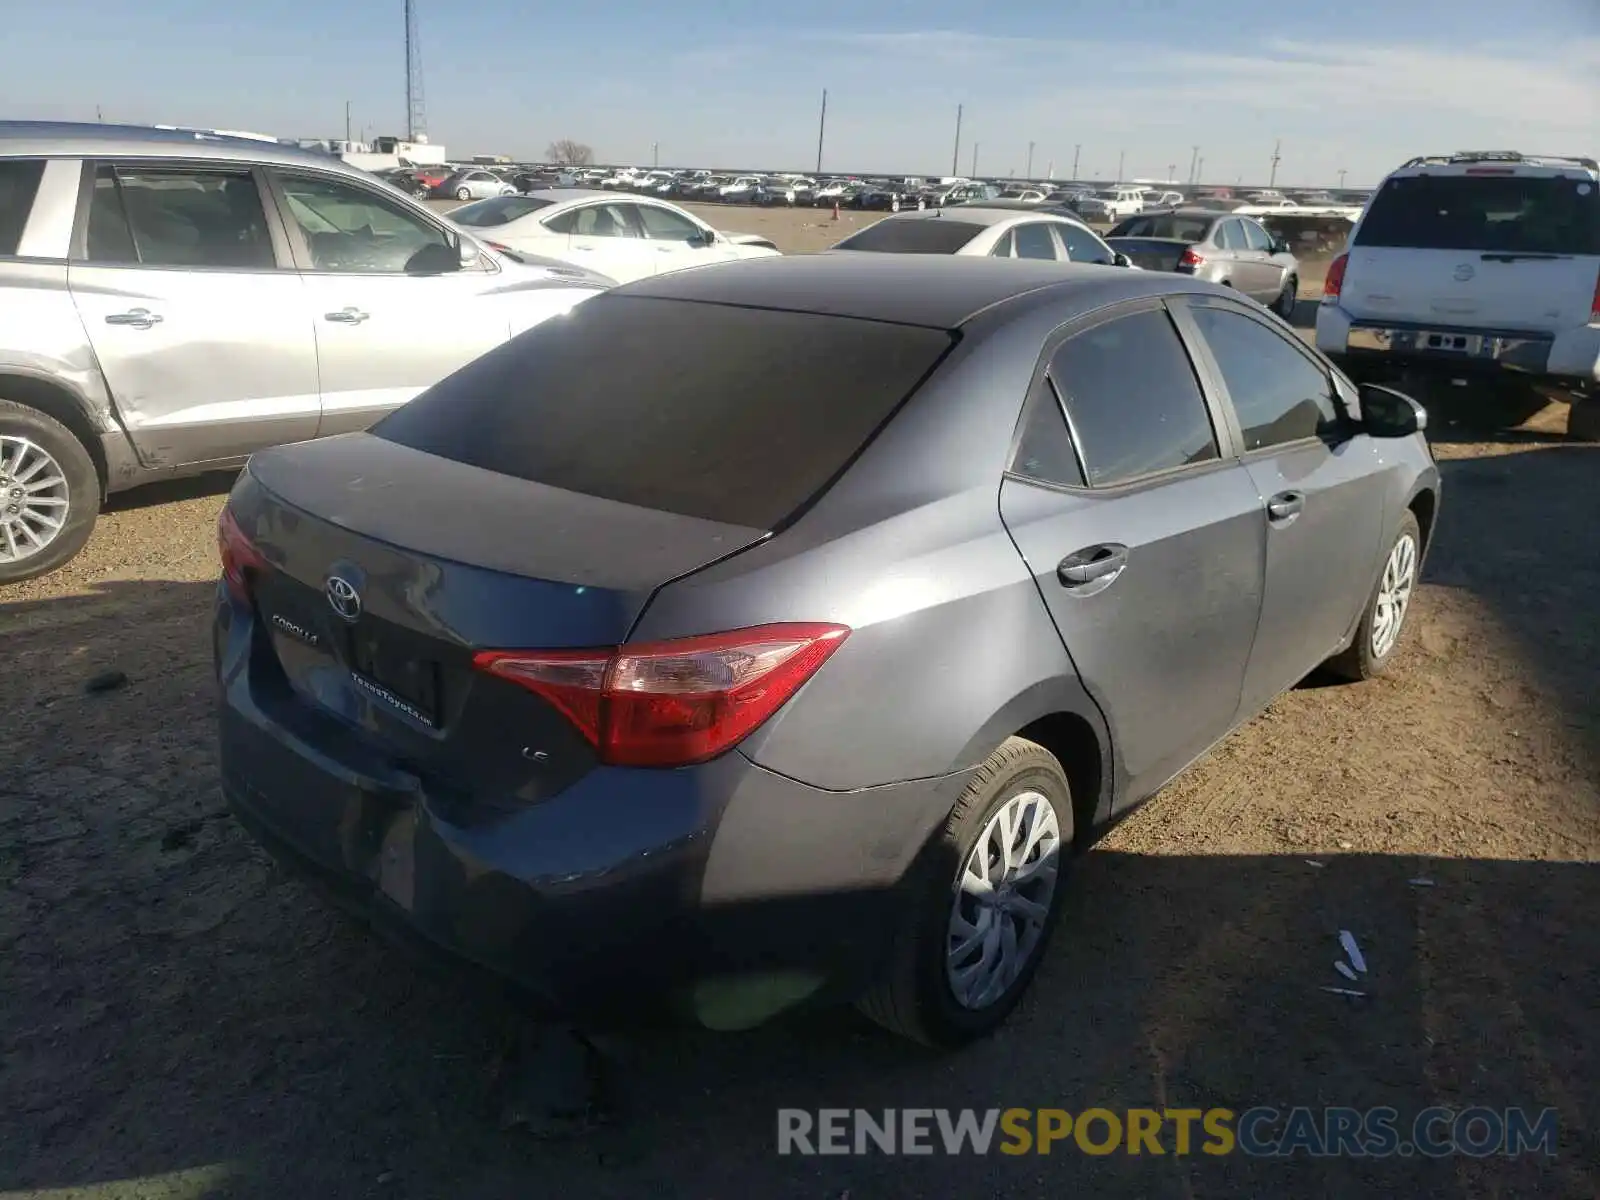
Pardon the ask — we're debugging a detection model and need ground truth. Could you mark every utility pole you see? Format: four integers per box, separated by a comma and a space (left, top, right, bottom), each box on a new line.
96, 105, 104, 122
815, 88, 827, 174
1168, 162, 1177, 184
1026, 141, 1034, 179
951, 104, 963, 178
652, 142, 659, 168
1116, 148, 1125, 182
1188, 145, 1199, 185
345, 100, 351, 144
1269, 138, 1282, 188
1196, 156, 1204, 185
1338, 167, 1348, 190
1072, 144, 1081, 181
971, 142, 979, 178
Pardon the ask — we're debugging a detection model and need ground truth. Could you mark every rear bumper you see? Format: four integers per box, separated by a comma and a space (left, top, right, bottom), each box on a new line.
1315, 305, 1600, 385
216, 597, 965, 1029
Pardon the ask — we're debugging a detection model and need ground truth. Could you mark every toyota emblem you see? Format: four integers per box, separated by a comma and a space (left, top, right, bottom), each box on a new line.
325, 574, 362, 622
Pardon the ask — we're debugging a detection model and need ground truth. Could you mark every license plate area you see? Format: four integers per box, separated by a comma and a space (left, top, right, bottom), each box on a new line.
346, 626, 441, 727
1418, 330, 1482, 355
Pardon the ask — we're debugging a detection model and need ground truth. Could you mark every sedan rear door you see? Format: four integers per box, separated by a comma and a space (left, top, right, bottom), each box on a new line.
999, 301, 1265, 804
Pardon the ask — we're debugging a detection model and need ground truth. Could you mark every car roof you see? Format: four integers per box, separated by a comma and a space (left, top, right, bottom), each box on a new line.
524, 188, 616, 202
613, 253, 1207, 329
0, 120, 346, 171
1124, 207, 1233, 220
879, 205, 1091, 230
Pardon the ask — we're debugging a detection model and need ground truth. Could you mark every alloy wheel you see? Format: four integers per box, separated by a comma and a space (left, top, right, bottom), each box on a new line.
946, 789, 1062, 1010
1370, 533, 1418, 658
0, 435, 71, 565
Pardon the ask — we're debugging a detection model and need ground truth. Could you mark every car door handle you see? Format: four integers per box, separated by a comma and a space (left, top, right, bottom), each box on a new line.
1267, 491, 1305, 522
1058, 544, 1129, 587
323, 308, 369, 324
104, 308, 162, 329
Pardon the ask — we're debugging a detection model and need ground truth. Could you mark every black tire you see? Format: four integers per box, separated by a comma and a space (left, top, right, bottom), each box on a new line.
1324, 510, 1421, 681
0, 399, 101, 586
857, 736, 1074, 1047
1567, 398, 1600, 442
1274, 275, 1299, 319
455, 186, 471, 201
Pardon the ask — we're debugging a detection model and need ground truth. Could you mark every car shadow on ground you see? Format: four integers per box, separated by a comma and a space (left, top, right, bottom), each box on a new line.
3, 563, 1597, 1199
103, 470, 239, 514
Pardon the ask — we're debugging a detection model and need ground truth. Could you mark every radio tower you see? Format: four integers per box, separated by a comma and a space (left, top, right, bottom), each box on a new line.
404, 0, 427, 140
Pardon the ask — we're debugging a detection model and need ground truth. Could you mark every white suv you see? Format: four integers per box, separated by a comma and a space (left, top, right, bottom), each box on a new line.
1316, 151, 1600, 432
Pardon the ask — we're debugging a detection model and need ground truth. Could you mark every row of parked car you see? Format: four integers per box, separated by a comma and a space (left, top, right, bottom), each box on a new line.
6, 121, 1596, 1053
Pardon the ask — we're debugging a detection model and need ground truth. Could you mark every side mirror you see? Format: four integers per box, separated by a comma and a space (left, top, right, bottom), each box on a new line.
459, 238, 483, 267
689, 229, 716, 248
1358, 383, 1427, 437
1112, 251, 1133, 268
405, 241, 463, 274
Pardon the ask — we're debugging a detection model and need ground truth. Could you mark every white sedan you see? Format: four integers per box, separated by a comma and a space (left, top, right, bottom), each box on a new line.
831, 206, 1136, 269
446, 189, 779, 284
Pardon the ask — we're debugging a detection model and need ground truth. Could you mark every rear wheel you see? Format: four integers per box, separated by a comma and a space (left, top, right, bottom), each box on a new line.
858, 736, 1072, 1047
1567, 397, 1600, 442
1325, 510, 1421, 681
455, 186, 471, 201
0, 399, 100, 585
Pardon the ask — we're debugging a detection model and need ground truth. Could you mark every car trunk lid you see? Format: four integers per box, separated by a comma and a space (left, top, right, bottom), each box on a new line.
1105, 237, 1194, 272
231, 433, 765, 788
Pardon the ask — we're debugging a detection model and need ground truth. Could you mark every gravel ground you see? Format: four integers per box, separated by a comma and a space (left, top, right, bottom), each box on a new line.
1, 207, 1596, 1198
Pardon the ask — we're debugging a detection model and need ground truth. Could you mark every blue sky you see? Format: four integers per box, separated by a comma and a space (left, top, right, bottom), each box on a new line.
7, 0, 1597, 183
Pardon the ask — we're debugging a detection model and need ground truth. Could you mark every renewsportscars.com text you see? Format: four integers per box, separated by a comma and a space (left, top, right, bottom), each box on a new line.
776, 1107, 1558, 1158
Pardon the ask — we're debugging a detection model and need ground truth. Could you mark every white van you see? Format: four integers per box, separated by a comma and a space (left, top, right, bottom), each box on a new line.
1316, 151, 1600, 424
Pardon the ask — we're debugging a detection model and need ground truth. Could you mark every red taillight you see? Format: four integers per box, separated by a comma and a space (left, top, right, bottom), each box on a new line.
1323, 252, 1349, 300
217, 505, 267, 602
474, 623, 851, 768
1178, 246, 1204, 269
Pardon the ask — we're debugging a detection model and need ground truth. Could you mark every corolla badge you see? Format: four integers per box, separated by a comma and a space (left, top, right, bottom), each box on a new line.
1452, 263, 1475, 282
325, 574, 362, 622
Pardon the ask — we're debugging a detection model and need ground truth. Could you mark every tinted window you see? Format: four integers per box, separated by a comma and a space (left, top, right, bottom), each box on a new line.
1240, 220, 1272, 251
85, 166, 274, 269
1109, 214, 1212, 241
375, 296, 955, 528
634, 204, 701, 240
1050, 309, 1219, 487
0, 159, 45, 255
276, 172, 448, 271
834, 218, 985, 254
1010, 375, 1084, 487
1059, 223, 1113, 264
1013, 223, 1058, 260
1191, 306, 1341, 450
1356, 174, 1600, 254
990, 230, 1015, 258
449, 195, 556, 226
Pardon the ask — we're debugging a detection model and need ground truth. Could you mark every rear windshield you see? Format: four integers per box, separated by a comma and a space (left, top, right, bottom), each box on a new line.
1356, 174, 1600, 254
374, 296, 955, 528
0, 159, 46, 255
833, 219, 986, 254
1110, 215, 1213, 240
449, 196, 555, 226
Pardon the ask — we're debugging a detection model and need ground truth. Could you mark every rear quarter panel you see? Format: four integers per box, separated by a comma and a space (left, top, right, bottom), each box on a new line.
629, 311, 1115, 796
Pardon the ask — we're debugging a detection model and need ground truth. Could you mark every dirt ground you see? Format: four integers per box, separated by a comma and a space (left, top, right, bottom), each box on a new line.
2, 205, 1597, 1198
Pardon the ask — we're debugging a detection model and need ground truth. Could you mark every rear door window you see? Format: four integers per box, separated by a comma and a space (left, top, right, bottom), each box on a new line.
1058, 223, 1115, 264
1241, 220, 1272, 251
1356, 173, 1600, 254
834, 218, 985, 254
1049, 307, 1220, 487
1013, 223, 1059, 260
374, 296, 956, 528
84, 165, 276, 269
0, 159, 46, 255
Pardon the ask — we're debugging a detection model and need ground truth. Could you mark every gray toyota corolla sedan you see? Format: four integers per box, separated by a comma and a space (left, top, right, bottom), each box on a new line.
215, 254, 1440, 1046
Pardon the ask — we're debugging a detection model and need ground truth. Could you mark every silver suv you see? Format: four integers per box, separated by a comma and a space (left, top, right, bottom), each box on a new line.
0, 122, 612, 583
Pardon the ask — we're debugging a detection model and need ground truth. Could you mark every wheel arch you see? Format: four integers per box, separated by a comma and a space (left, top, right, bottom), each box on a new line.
0, 370, 108, 498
